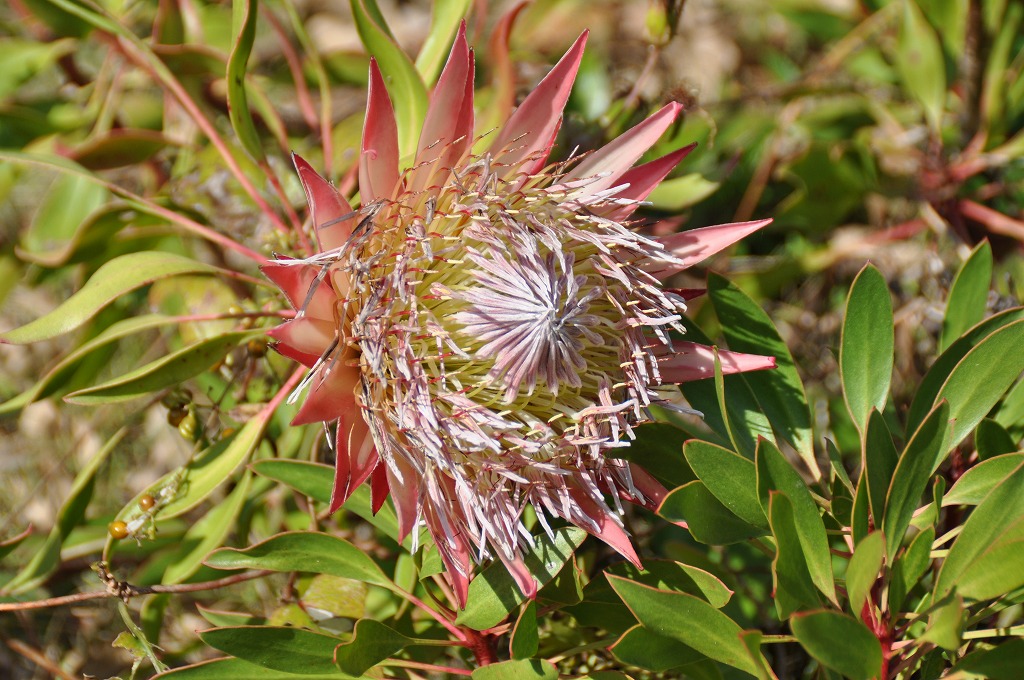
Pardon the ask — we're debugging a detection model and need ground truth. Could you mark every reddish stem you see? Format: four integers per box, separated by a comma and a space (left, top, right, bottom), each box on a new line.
465, 628, 497, 666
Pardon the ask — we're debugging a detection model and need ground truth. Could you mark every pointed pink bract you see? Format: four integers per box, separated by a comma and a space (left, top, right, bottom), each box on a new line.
648, 219, 773, 279
658, 342, 777, 383
488, 31, 588, 173
360, 60, 400, 203
293, 154, 355, 252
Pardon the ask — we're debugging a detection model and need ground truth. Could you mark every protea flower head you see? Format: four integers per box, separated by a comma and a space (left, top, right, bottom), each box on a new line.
264, 26, 775, 606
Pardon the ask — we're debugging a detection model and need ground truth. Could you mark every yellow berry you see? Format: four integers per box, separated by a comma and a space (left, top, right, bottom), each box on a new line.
138, 494, 156, 511
178, 410, 200, 441
108, 521, 129, 540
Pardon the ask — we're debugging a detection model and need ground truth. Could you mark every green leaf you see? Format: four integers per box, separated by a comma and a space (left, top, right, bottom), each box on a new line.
919, 594, 963, 651
937, 319, 1024, 450
683, 440, 767, 528
334, 619, 414, 676
509, 601, 538, 660
471, 659, 559, 680
659, 481, 766, 545
951, 638, 1024, 679
250, 459, 333, 504
414, 0, 472, 85
617, 423, 696, 488
756, 439, 836, 603
350, 0, 428, 160
0, 527, 32, 562
227, 0, 265, 162
888, 526, 933, 612
941, 241, 993, 352
18, 171, 108, 261
895, 0, 947, 130
606, 560, 733, 609
944, 454, 1024, 506
790, 610, 882, 680
863, 409, 900, 526
456, 528, 585, 630
301, 575, 367, 620
1, 429, 123, 594
205, 532, 393, 589
676, 318, 774, 458
840, 264, 894, 432
65, 329, 261, 404
111, 412, 268, 534
646, 174, 720, 211
883, 401, 951, 557
0, 314, 176, 415
607, 576, 762, 677
908, 311, 1024, 437
846, 530, 885, 616
708, 273, 816, 476
610, 624, 704, 672
0, 251, 221, 344
935, 461, 1024, 600
156, 657, 355, 679
200, 627, 345, 675
162, 471, 253, 584
851, 470, 870, 545
768, 491, 822, 618
70, 129, 175, 171
975, 419, 1018, 461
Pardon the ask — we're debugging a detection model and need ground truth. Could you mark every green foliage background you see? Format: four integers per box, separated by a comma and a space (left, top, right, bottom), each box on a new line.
1, 0, 1023, 678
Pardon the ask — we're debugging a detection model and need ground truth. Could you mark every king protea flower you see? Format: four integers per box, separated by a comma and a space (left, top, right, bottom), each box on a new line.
264, 26, 775, 606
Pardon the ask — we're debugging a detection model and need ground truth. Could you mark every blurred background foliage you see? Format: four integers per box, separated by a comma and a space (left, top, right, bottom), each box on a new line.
0, 0, 1022, 678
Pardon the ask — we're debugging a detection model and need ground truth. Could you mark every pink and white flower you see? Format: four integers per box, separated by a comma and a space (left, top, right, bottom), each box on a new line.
264, 26, 774, 606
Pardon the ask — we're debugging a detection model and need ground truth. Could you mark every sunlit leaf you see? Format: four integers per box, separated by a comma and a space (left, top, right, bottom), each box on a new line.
941, 241, 992, 352
840, 265, 893, 432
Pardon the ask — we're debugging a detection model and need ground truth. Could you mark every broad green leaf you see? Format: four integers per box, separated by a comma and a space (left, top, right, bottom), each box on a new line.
0, 251, 221, 344
907, 308, 1024, 434
1, 429, 123, 594
606, 560, 733, 609
768, 491, 821, 618
414, 0, 472, 85
852, 470, 870, 545
161, 471, 253, 584
509, 601, 538, 660
196, 605, 262, 628
840, 264, 894, 432
0, 37, 75, 96
935, 461, 1024, 599
941, 241, 993, 352
756, 439, 836, 603
205, 532, 393, 589
0, 527, 32, 562
19, 171, 108, 261
200, 627, 343, 675
251, 459, 332, 503
301, 575, 367, 620
610, 624, 704, 672
708, 273, 816, 476
981, 2, 1023, 136
227, 0, 265, 162
896, 0, 946, 130
919, 594, 963, 650
883, 401, 951, 557
846, 530, 885, 616
975, 419, 1018, 461
334, 619, 414, 676
646, 174, 720, 211
683, 440, 767, 528
888, 526, 933, 612
70, 129, 175, 171
156, 657, 355, 678
618, 423, 696, 488
936, 319, 1024, 450
471, 659, 558, 680
607, 576, 762, 677
863, 409, 899, 526
953, 518, 1024, 601
456, 527, 585, 630
790, 610, 882, 680
676, 317, 775, 458
951, 638, 1024, 679
944, 454, 1024, 506
659, 481, 766, 545
65, 329, 261, 404
110, 412, 268, 541
0, 314, 180, 415
350, 0, 428, 160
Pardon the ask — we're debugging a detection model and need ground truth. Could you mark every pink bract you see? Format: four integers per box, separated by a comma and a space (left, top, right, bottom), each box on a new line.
264, 25, 774, 607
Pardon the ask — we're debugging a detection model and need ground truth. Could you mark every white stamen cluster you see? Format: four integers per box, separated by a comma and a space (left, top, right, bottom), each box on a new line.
308, 153, 691, 570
